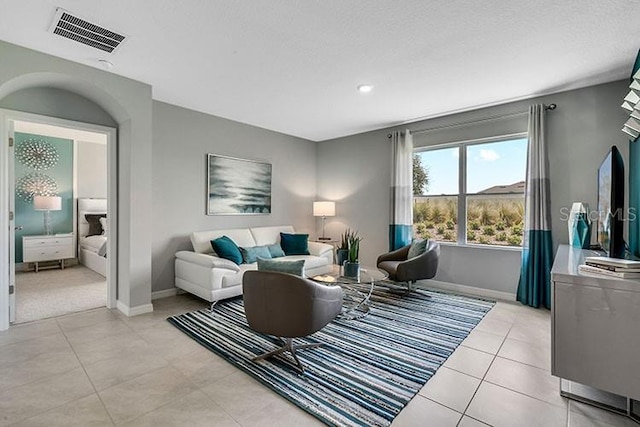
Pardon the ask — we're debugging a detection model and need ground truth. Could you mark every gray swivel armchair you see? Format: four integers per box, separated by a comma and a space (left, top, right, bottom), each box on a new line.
242, 270, 343, 372
377, 240, 440, 290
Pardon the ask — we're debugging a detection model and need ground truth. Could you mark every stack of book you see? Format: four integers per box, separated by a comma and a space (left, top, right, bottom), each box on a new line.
579, 256, 640, 279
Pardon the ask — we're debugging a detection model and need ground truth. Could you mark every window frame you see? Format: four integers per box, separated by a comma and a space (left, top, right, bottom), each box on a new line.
414, 132, 528, 248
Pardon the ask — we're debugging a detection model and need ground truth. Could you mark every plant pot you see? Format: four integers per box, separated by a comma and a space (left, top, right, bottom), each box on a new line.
336, 249, 349, 267
343, 262, 360, 279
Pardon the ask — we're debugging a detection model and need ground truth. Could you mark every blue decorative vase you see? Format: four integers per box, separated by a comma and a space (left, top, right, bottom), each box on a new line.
336, 249, 349, 267
571, 213, 591, 249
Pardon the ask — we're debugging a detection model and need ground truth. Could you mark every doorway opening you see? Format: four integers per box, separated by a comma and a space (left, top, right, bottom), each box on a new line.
3, 110, 117, 325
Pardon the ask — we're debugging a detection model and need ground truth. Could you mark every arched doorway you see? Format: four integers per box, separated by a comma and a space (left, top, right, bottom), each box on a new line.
0, 70, 152, 330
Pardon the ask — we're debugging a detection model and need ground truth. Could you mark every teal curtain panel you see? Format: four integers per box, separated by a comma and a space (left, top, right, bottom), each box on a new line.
517, 105, 554, 309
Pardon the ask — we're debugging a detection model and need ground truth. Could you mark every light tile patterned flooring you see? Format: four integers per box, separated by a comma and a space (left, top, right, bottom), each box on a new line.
0, 293, 635, 426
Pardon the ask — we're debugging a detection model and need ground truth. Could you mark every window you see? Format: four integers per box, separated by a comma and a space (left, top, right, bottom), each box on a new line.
413, 136, 527, 247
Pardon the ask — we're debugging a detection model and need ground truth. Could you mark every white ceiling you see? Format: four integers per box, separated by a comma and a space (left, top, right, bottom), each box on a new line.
1, 1, 639, 141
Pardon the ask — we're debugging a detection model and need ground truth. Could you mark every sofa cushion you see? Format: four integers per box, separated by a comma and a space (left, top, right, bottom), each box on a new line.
211, 236, 243, 265
408, 239, 428, 259
240, 245, 272, 264
257, 258, 305, 277
280, 233, 310, 255
191, 228, 256, 254
279, 255, 328, 270
267, 243, 285, 258
250, 225, 295, 246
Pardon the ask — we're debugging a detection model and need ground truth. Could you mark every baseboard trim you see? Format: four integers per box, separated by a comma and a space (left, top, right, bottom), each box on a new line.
151, 288, 179, 300
116, 301, 154, 317
417, 279, 516, 302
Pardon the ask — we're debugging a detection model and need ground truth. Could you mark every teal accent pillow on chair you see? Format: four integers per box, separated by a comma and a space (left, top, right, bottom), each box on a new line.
280, 233, 310, 255
211, 236, 243, 265
240, 245, 272, 264
408, 239, 428, 259
257, 258, 305, 277
267, 243, 285, 258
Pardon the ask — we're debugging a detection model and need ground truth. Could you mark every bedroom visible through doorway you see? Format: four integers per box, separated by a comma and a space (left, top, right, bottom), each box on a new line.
12, 120, 109, 323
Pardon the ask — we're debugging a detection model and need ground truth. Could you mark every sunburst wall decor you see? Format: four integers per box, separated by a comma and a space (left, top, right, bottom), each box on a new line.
16, 172, 59, 202
16, 138, 60, 170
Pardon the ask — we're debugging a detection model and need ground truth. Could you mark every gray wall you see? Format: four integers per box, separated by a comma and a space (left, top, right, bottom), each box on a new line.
0, 87, 117, 128
76, 141, 107, 199
317, 80, 630, 296
151, 101, 318, 291
0, 40, 154, 311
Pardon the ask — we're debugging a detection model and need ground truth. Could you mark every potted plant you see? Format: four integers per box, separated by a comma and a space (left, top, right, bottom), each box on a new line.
343, 232, 362, 278
336, 229, 353, 266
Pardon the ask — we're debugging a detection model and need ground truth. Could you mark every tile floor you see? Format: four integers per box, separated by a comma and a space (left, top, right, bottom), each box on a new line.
0, 293, 636, 426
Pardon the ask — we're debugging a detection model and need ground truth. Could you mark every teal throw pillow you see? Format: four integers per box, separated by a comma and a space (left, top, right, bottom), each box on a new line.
210, 236, 243, 265
257, 258, 305, 277
267, 243, 285, 258
408, 239, 428, 259
240, 245, 272, 264
280, 233, 310, 255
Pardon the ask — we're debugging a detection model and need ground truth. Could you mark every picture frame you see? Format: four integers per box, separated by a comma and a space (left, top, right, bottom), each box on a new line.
206, 154, 272, 215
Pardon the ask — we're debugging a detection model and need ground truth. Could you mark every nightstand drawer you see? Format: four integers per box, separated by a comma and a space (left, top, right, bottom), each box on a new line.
24, 246, 73, 262
24, 236, 73, 248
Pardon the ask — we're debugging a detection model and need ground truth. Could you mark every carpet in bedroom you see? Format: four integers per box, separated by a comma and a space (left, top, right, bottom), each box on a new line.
15, 265, 106, 324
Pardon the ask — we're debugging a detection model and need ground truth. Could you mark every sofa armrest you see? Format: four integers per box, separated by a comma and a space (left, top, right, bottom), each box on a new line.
308, 241, 333, 257
175, 251, 240, 272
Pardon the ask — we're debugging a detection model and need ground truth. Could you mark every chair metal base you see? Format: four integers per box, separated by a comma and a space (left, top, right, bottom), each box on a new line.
382, 280, 418, 295
252, 337, 321, 372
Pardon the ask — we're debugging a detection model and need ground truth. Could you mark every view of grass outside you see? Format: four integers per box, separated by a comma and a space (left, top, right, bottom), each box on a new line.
413, 137, 527, 247
413, 196, 524, 246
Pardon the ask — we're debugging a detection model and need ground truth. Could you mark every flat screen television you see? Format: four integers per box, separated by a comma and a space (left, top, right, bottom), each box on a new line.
597, 145, 625, 258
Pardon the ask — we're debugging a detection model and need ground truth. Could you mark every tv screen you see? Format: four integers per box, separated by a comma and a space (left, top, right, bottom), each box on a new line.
597, 145, 625, 258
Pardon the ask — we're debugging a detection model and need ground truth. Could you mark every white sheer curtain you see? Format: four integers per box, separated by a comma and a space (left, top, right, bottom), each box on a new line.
389, 130, 413, 250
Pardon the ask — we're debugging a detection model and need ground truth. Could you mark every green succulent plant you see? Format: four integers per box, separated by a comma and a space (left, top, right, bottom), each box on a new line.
347, 231, 362, 263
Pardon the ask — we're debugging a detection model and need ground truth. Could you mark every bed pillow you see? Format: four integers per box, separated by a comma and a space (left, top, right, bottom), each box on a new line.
240, 245, 272, 264
267, 243, 285, 258
257, 258, 305, 277
210, 236, 243, 265
279, 233, 310, 256
99, 217, 108, 235
85, 214, 106, 236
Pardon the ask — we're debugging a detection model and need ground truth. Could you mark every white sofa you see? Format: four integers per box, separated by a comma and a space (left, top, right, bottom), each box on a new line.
175, 225, 333, 303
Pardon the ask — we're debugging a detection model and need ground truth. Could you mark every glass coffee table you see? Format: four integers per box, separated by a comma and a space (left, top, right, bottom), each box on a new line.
312, 265, 388, 320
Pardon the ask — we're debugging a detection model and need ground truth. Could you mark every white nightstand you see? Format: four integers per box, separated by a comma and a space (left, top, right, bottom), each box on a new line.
23, 233, 74, 272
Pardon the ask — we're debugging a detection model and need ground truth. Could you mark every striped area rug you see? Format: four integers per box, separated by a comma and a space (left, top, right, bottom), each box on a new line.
168, 287, 494, 426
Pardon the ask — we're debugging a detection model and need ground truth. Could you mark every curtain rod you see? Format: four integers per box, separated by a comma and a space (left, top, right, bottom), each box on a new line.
387, 103, 557, 138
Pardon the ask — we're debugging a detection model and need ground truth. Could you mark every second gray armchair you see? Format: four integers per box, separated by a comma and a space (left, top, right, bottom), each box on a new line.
377, 240, 440, 290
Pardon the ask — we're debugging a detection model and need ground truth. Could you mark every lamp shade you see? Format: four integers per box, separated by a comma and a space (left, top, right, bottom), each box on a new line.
33, 195, 62, 211
313, 201, 335, 217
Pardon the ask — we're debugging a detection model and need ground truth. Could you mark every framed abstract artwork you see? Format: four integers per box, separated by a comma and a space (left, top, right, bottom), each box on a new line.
206, 154, 272, 215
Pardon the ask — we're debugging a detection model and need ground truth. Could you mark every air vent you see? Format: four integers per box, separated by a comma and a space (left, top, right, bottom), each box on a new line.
49, 8, 127, 53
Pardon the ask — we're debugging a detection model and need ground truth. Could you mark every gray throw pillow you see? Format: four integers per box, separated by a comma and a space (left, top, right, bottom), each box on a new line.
257, 258, 305, 277
267, 243, 286, 258
408, 239, 428, 259
240, 245, 272, 264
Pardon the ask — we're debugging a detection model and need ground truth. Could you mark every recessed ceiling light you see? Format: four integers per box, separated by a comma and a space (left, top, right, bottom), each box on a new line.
357, 84, 374, 93
98, 59, 114, 70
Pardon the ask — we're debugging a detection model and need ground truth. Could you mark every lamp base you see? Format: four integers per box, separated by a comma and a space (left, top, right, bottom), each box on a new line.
318, 237, 331, 241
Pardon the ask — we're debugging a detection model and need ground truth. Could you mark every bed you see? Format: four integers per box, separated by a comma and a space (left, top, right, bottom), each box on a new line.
78, 198, 107, 277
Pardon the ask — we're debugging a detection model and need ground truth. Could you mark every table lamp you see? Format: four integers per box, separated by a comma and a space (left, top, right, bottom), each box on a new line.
34, 195, 62, 235
313, 201, 335, 241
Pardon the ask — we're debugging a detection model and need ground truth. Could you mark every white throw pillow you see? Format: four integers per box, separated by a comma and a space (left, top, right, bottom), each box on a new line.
100, 217, 108, 235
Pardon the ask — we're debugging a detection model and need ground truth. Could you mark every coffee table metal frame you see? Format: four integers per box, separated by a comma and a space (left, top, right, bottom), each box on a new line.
312, 265, 388, 320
